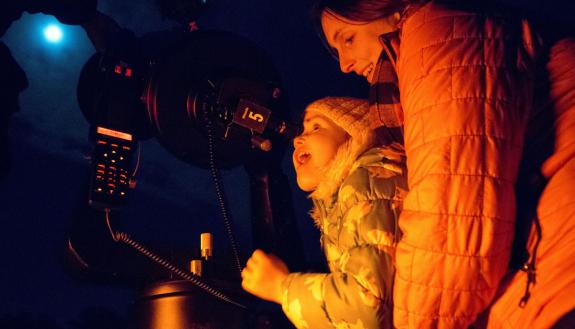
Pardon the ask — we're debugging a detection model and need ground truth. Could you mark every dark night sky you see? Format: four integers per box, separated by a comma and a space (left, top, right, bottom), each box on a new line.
0, 0, 573, 327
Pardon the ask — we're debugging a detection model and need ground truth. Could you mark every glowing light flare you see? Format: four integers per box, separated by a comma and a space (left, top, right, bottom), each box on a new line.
43, 24, 63, 43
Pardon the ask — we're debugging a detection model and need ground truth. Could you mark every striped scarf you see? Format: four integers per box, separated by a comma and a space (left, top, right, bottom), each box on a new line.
368, 31, 404, 146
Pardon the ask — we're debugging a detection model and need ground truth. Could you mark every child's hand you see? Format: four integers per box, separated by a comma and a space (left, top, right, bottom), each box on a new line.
241, 249, 289, 304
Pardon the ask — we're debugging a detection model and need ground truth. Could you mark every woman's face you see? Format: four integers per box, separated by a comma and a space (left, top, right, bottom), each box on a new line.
321, 10, 399, 83
292, 111, 349, 192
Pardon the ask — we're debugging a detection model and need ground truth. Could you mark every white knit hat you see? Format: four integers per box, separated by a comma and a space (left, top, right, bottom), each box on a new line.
305, 97, 372, 142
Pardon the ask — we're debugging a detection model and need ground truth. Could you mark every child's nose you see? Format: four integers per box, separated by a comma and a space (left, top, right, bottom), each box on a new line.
293, 135, 304, 148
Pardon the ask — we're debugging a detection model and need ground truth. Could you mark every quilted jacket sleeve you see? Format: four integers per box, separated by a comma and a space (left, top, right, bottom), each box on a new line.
280, 236, 392, 329
392, 2, 537, 328
280, 157, 405, 329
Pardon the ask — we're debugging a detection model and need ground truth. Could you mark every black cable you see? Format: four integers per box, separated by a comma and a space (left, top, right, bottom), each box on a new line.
115, 232, 246, 309
104, 209, 246, 309
201, 95, 243, 276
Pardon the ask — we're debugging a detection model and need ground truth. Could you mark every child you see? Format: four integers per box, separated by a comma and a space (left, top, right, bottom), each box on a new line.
241, 97, 407, 329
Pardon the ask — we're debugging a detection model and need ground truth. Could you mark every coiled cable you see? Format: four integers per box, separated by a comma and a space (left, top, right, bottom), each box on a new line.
105, 209, 246, 309
201, 95, 243, 276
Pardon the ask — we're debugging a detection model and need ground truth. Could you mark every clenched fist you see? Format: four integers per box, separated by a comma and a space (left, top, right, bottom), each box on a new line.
241, 249, 289, 304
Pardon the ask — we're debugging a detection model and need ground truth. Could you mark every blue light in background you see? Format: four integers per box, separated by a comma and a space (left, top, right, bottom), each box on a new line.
43, 24, 63, 43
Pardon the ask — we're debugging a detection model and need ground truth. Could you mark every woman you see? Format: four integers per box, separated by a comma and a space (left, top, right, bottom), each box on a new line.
312, 0, 575, 328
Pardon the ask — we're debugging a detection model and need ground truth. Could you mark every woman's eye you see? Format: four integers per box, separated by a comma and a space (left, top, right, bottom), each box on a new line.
344, 35, 354, 47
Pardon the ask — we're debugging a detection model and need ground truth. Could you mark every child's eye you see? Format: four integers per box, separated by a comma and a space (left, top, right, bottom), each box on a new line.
312, 124, 321, 131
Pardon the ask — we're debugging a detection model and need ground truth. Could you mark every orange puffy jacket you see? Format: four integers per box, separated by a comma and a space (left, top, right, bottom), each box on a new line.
387, 1, 575, 328
482, 35, 575, 329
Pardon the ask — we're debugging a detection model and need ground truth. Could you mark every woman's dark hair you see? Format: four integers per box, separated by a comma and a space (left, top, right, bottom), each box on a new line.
310, 0, 412, 59
155, 0, 209, 23
312, 0, 409, 23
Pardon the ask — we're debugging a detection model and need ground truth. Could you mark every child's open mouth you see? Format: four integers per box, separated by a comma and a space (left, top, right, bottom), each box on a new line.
296, 151, 311, 165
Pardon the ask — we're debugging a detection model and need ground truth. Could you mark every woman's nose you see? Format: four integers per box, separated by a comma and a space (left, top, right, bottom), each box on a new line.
339, 54, 354, 73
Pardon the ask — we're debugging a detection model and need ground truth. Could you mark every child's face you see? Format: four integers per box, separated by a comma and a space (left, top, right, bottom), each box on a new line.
292, 111, 349, 192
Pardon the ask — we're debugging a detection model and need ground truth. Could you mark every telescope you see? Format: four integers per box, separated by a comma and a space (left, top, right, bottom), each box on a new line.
70, 17, 304, 329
